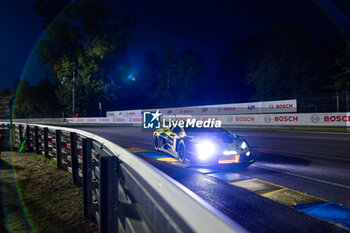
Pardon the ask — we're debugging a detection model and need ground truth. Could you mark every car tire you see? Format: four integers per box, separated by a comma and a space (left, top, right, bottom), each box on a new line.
154, 136, 160, 151
177, 141, 187, 163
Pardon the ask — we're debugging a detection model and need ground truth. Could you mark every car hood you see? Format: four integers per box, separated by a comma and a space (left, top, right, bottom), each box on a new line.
187, 131, 235, 144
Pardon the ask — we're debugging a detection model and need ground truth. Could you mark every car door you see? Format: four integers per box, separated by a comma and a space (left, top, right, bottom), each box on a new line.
166, 125, 182, 153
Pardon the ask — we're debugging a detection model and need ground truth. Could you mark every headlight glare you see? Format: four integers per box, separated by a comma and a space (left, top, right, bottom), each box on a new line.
195, 140, 216, 160
241, 141, 247, 149
223, 150, 238, 156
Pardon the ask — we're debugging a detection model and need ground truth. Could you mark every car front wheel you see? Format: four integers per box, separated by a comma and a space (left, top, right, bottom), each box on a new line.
154, 136, 160, 151
177, 141, 187, 163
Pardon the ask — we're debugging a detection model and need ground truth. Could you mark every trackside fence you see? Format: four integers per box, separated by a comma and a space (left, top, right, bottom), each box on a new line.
0, 122, 246, 233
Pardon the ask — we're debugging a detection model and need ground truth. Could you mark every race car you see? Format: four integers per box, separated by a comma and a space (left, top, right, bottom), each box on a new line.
153, 125, 255, 166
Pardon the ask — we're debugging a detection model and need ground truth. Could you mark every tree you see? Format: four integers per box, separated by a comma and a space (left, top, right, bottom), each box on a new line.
35, 0, 134, 116
13, 79, 59, 118
176, 47, 209, 105
138, 50, 160, 107
332, 42, 350, 110
216, 37, 255, 102
152, 42, 210, 107
0, 88, 12, 119
246, 22, 333, 100
154, 41, 178, 106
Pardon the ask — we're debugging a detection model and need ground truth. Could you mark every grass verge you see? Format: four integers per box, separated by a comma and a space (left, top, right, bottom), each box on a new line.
0, 151, 97, 233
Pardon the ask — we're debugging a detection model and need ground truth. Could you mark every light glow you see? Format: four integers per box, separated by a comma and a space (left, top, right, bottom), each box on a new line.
195, 140, 216, 160
246, 151, 251, 156
241, 141, 247, 149
223, 150, 238, 156
219, 154, 240, 164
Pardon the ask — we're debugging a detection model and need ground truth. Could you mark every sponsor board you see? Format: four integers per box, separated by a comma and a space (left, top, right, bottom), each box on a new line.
106, 99, 297, 118
67, 112, 350, 127
66, 117, 114, 124
154, 99, 297, 116
106, 110, 142, 118
215, 113, 350, 126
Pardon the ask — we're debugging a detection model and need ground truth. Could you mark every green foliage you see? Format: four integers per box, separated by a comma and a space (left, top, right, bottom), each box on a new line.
246, 23, 333, 99
139, 50, 160, 102
152, 42, 209, 107
332, 43, 350, 94
13, 79, 59, 118
36, 0, 134, 115
0, 89, 12, 119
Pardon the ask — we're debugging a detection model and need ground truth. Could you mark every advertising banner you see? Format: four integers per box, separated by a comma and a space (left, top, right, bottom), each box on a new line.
157, 99, 297, 116
67, 112, 350, 127
105, 99, 297, 118
213, 112, 350, 126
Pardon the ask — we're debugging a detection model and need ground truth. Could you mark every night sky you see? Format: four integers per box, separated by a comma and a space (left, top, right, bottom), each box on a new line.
1, 0, 349, 90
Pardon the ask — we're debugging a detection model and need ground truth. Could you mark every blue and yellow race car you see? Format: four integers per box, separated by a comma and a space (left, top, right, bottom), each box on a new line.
153, 126, 255, 166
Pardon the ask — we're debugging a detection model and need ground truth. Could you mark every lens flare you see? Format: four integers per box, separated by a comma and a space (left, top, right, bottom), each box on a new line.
195, 140, 216, 160
8, 1, 75, 232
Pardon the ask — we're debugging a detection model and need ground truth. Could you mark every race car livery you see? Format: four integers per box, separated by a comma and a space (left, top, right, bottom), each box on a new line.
153, 126, 255, 166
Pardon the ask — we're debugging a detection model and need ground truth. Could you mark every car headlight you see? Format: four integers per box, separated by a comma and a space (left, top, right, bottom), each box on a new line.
223, 150, 238, 156
240, 141, 247, 149
195, 140, 216, 160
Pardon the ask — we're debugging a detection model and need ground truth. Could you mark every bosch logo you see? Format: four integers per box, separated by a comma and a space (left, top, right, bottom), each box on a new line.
236, 116, 255, 122
324, 115, 350, 122
269, 104, 274, 109
227, 116, 233, 122
276, 104, 293, 109
202, 108, 208, 112
264, 116, 272, 123
167, 110, 172, 114
311, 115, 320, 123
274, 116, 298, 122
218, 108, 222, 112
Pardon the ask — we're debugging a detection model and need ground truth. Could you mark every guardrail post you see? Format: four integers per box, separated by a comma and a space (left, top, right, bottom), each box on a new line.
56, 130, 62, 169
82, 137, 94, 217
70, 132, 79, 185
99, 156, 118, 233
44, 127, 49, 158
10, 124, 14, 149
19, 124, 23, 143
26, 125, 31, 151
34, 126, 39, 154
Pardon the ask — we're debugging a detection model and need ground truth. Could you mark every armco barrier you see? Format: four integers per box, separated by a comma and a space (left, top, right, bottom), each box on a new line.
2, 118, 66, 124
1, 122, 246, 233
66, 116, 142, 125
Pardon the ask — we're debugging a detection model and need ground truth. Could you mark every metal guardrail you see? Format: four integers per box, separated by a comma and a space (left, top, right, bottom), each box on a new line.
1, 122, 247, 233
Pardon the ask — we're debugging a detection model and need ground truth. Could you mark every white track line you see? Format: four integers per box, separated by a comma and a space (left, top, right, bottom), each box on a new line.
251, 164, 350, 190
